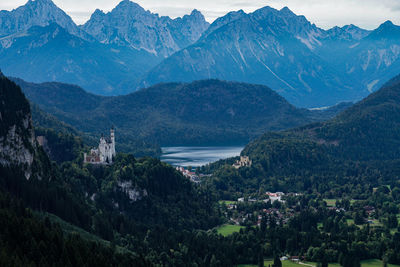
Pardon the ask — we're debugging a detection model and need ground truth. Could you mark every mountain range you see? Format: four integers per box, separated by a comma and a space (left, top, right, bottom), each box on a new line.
142, 9, 400, 107
1, 0, 400, 106
0, 0, 208, 95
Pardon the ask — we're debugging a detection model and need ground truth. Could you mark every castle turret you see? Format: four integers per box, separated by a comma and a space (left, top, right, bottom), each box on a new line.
110, 127, 116, 157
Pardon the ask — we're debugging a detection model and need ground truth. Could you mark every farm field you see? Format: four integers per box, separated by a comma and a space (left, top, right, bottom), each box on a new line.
216, 224, 244, 236
238, 259, 400, 267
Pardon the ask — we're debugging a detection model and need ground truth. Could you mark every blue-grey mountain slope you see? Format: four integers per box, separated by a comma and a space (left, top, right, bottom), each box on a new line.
141, 7, 400, 107
0, 0, 89, 39
0, 23, 159, 95
0, 0, 209, 95
81, 0, 209, 58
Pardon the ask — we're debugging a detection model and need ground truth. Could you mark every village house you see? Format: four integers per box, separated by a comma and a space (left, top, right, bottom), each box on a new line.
265, 192, 285, 203
176, 167, 200, 183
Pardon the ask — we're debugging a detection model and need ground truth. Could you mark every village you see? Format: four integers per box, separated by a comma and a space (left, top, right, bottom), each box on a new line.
175, 166, 214, 183
215, 191, 388, 266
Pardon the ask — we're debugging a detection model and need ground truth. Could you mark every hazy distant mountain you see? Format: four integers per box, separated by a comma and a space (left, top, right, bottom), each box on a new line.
141, 7, 400, 107
0, 0, 209, 94
344, 21, 400, 93
316, 20, 400, 96
0, 23, 159, 95
81, 1, 209, 57
326, 24, 370, 41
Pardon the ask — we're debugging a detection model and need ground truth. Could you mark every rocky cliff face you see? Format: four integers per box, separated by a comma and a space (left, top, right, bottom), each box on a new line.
81, 1, 209, 57
0, 72, 36, 179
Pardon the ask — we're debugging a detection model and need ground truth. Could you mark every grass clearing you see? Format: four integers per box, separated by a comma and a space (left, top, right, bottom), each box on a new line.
238, 259, 400, 267
239, 260, 315, 267
361, 259, 400, 267
216, 224, 244, 236
219, 200, 237, 205
324, 199, 337, 207
324, 199, 356, 207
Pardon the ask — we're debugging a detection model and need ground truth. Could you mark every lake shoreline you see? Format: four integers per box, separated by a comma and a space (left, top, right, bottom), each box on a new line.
161, 146, 244, 167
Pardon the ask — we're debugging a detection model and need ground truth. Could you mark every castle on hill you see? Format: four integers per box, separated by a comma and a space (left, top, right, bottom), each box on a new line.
232, 156, 252, 169
84, 128, 116, 164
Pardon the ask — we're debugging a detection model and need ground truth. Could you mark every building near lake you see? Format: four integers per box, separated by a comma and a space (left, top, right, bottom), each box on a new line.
84, 128, 116, 165
176, 167, 200, 183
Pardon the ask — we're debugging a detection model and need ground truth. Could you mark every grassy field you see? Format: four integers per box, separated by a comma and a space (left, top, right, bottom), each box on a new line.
323, 199, 356, 207
239, 259, 400, 267
368, 219, 383, 227
324, 199, 337, 207
219, 200, 237, 205
216, 224, 244, 236
361, 259, 400, 267
238, 259, 302, 267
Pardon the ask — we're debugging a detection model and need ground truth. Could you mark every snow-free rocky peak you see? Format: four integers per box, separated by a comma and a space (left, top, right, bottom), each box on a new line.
0, 0, 83, 38
327, 24, 370, 41
367, 20, 400, 40
81, 0, 209, 57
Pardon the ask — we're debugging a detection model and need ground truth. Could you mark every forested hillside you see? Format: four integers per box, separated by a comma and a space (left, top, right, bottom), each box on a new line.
0, 74, 264, 266
14, 78, 349, 149
205, 74, 400, 198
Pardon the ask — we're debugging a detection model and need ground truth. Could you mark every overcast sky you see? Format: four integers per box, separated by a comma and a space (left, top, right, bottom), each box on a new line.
1, 0, 399, 30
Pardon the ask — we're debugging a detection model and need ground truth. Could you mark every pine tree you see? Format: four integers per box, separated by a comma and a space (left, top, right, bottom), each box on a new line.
273, 254, 282, 267
258, 247, 264, 267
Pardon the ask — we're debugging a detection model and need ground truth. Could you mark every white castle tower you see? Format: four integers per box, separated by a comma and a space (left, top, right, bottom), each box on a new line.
110, 127, 115, 156
84, 128, 116, 164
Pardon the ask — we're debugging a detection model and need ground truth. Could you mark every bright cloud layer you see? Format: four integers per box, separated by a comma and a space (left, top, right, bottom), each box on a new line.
1, 0, 399, 29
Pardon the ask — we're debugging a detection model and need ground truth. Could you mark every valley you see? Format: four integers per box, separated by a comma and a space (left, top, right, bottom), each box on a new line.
14, 78, 350, 157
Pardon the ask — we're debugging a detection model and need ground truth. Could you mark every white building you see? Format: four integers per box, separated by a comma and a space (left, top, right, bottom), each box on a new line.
84, 128, 116, 164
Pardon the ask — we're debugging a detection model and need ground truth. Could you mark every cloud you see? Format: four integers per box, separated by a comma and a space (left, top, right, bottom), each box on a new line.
0, 0, 400, 29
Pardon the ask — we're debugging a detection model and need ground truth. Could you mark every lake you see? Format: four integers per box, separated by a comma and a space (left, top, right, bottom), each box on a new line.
161, 146, 244, 167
